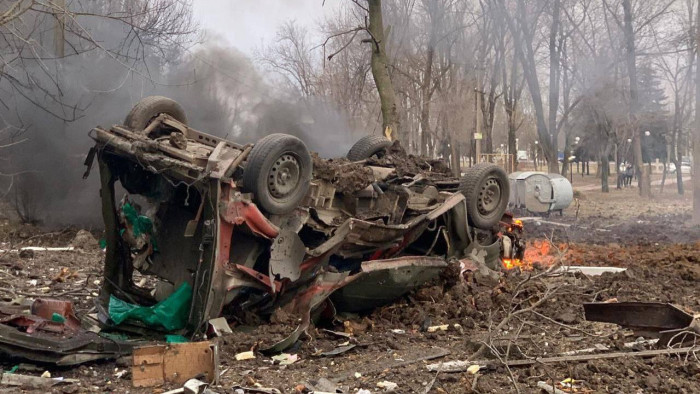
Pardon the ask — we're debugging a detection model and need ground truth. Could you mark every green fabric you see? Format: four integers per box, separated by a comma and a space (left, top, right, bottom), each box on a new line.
108, 282, 192, 331
51, 313, 65, 323
120, 203, 158, 251
165, 335, 189, 343
121, 203, 153, 237
99, 238, 107, 249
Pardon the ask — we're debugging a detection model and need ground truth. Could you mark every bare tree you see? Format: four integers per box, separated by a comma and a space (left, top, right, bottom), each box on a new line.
0, 0, 198, 120
693, 0, 700, 223
258, 21, 319, 97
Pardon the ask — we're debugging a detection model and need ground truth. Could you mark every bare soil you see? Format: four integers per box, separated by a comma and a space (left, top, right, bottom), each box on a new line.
0, 187, 698, 393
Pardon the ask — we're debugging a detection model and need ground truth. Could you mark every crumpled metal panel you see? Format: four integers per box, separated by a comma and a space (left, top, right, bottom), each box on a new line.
331, 256, 448, 312
0, 305, 135, 365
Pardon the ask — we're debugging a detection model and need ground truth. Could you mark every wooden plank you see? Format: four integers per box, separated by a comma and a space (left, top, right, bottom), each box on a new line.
163, 342, 215, 385
132, 345, 165, 387
132, 342, 216, 387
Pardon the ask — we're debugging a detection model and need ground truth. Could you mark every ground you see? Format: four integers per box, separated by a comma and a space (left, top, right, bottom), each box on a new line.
0, 178, 698, 393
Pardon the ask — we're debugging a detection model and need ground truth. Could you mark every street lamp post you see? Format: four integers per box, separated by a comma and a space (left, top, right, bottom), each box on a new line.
644, 130, 652, 178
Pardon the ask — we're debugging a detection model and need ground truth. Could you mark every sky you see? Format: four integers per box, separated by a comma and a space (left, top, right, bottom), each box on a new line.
192, 0, 341, 55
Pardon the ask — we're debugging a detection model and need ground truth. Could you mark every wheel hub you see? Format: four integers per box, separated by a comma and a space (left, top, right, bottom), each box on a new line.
269, 154, 301, 199
477, 177, 501, 215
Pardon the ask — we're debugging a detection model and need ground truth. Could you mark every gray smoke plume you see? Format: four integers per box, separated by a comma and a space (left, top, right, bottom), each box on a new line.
0, 30, 360, 227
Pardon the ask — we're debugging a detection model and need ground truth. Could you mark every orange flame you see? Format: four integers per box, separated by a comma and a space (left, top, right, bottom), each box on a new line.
502, 258, 522, 270
502, 240, 555, 270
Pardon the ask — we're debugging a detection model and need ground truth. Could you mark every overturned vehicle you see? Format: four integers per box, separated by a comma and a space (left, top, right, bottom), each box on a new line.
86, 96, 523, 344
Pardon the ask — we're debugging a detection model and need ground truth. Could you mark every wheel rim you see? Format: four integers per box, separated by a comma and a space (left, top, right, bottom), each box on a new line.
371, 149, 387, 159
477, 177, 502, 215
268, 154, 301, 199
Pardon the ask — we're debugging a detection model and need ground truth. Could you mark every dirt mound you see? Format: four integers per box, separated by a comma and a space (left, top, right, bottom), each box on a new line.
71, 229, 100, 250
311, 154, 375, 194
525, 213, 700, 245
367, 140, 453, 178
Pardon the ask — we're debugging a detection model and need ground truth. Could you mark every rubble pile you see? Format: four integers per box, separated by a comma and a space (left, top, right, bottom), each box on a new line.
0, 210, 699, 392
311, 154, 375, 194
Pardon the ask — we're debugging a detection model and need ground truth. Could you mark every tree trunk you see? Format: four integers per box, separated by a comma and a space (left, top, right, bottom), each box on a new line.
499, 0, 557, 172
622, 0, 651, 198
420, 45, 434, 156
600, 156, 609, 193
507, 105, 517, 171
671, 105, 684, 194
480, 87, 498, 154
548, 0, 562, 174
368, 0, 400, 141
600, 142, 613, 193
693, 0, 700, 223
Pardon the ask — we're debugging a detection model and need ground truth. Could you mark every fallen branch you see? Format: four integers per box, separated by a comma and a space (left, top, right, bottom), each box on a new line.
427, 345, 700, 372
332, 348, 450, 383
537, 381, 569, 394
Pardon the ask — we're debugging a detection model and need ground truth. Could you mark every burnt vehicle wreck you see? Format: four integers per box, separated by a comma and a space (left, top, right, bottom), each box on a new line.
85, 96, 523, 346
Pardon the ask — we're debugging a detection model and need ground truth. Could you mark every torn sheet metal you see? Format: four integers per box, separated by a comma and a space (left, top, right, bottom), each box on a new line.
0, 317, 135, 365
584, 302, 699, 347
269, 229, 306, 281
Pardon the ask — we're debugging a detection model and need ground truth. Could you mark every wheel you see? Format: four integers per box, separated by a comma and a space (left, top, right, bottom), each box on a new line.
459, 163, 510, 229
346, 135, 392, 161
243, 134, 312, 215
124, 96, 188, 131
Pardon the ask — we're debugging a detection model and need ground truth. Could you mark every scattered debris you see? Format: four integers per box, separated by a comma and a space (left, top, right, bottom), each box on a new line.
426, 324, 449, 333
376, 380, 398, 391
231, 386, 281, 394
208, 317, 233, 337
555, 266, 627, 276
303, 377, 342, 393
234, 351, 256, 361
163, 378, 217, 394
537, 381, 570, 394
271, 353, 298, 365
319, 344, 356, 357
0, 372, 78, 389
466, 364, 482, 375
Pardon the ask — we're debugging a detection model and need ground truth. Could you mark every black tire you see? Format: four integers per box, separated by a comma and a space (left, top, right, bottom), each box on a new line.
459, 163, 510, 229
243, 134, 312, 215
124, 96, 188, 131
346, 135, 392, 161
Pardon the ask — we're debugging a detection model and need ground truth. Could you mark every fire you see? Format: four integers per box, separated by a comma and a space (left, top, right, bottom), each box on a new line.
502, 239, 555, 270
502, 258, 522, 270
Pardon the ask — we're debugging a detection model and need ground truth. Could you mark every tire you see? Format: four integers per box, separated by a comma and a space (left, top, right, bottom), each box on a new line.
243, 134, 312, 215
124, 96, 188, 131
459, 163, 510, 229
346, 135, 392, 161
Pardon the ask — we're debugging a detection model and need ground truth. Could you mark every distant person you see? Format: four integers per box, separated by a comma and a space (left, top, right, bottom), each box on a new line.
617, 170, 625, 189
624, 164, 634, 187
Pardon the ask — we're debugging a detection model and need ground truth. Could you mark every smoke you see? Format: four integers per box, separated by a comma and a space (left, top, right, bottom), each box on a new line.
0, 30, 360, 227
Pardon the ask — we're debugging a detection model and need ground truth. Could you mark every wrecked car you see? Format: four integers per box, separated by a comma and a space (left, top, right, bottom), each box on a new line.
84, 96, 523, 341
